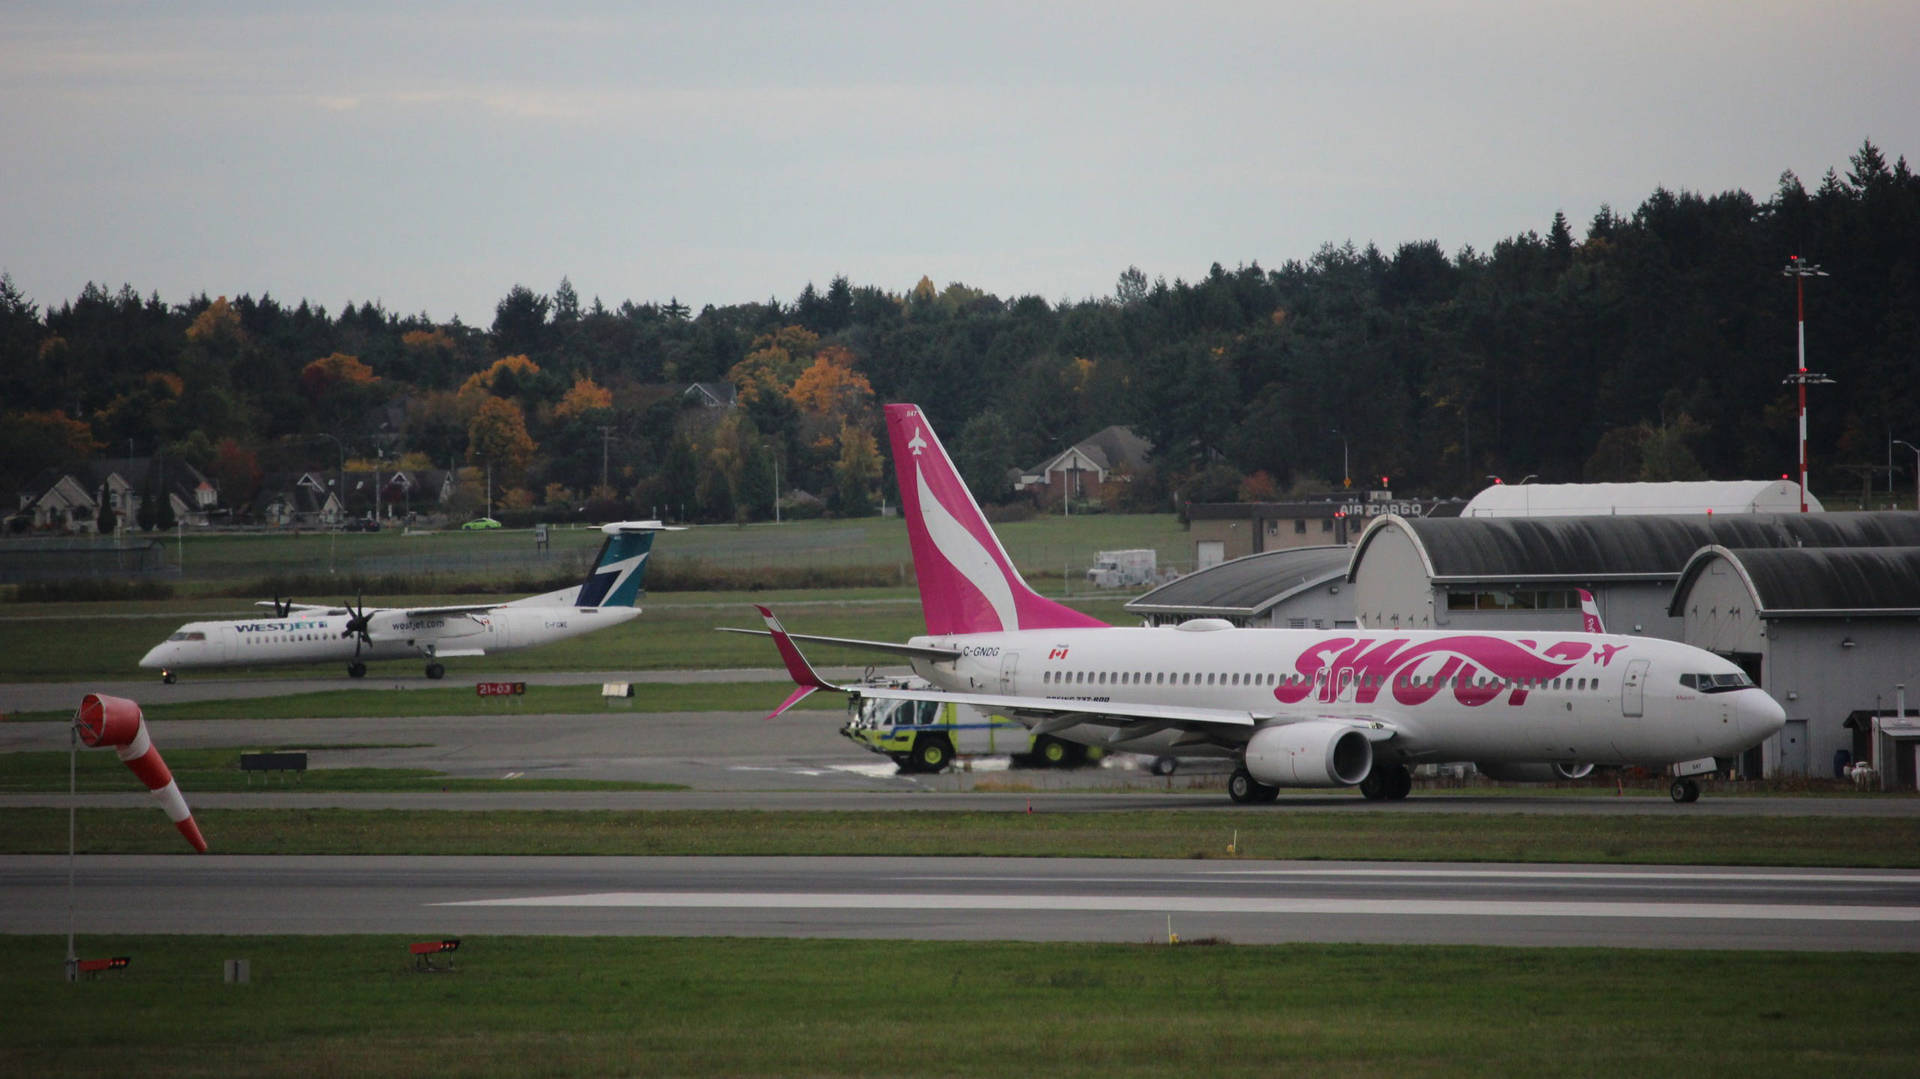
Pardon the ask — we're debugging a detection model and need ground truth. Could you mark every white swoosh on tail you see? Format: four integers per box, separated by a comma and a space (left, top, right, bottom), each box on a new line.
916, 464, 1018, 631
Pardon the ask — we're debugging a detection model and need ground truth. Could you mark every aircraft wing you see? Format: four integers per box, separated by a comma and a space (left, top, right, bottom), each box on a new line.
252, 601, 343, 613
716, 626, 962, 662
846, 684, 1403, 746
845, 683, 1265, 730
395, 603, 510, 618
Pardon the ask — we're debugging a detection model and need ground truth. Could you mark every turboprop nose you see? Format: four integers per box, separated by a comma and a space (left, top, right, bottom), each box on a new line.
1740, 691, 1787, 742
138, 643, 168, 670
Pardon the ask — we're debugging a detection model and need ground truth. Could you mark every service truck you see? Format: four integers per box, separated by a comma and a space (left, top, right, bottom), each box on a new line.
1085, 548, 1157, 588
840, 677, 1104, 772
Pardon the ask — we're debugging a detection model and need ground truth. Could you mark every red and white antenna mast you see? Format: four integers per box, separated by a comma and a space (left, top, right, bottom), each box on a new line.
1781, 256, 1833, 513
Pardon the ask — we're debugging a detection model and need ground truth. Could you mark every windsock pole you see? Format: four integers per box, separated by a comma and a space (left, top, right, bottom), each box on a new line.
66, 722, 77, 982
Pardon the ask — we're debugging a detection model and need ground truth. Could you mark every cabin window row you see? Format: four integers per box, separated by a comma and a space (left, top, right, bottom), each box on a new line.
1042, 670, 1603, 691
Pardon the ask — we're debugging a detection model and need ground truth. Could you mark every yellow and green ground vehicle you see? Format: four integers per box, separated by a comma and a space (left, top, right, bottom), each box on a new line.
840, 679, 1104, 773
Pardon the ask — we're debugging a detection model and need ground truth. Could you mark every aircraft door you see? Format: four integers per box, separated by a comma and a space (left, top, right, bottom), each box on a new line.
1621, 659, 1650, 718
999, 651, 1020, 694
1335, 668, 1356, 703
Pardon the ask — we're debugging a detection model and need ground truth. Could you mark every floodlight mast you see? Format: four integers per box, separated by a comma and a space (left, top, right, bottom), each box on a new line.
1781, 256, 1833, 513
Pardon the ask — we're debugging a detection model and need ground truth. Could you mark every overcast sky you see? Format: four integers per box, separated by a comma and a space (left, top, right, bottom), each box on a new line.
4, 1, 1916, 325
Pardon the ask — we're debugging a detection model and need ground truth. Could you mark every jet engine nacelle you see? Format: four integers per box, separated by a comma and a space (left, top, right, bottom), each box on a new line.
1245, 720, 1373, 788
1475, 762, 1596, 783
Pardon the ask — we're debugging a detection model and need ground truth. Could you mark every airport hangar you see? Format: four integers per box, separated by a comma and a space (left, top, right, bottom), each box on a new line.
1134, 483, 1920, 786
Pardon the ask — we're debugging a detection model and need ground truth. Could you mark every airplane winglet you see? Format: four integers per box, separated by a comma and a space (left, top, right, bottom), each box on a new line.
1577, 588, 1606, 634
756, 605, 840, 718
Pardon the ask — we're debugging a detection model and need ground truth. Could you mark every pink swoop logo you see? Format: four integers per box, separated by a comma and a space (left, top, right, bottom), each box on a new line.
1273, 636, 1615, 708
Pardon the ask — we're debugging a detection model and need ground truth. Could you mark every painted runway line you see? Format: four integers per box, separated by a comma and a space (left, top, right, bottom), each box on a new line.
438, 891, 1920, 922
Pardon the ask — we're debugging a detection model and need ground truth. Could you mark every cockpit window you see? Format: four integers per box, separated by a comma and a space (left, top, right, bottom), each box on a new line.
1681, 671, 1753, 693
167, 631, 207, 642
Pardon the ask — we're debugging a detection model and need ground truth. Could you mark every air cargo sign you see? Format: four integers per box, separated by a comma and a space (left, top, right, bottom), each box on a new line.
1337, 499, 1435, 519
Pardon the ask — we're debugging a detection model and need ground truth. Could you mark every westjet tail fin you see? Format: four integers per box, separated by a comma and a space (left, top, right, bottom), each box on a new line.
1577, 588, 1605, 633
883, 404, 1107, 636
576, 521, 684, 608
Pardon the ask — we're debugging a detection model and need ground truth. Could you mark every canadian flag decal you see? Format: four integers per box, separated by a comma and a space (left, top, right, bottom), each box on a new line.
1048, 647, 1069, 659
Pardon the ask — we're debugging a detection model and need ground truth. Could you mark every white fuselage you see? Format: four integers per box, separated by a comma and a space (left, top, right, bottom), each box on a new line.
904, 624, 1784, 767
139, 603, 642, 673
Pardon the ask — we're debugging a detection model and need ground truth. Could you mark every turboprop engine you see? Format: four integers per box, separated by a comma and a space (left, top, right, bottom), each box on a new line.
1475, 762, 1596, 783
1244, 720, 1373, 788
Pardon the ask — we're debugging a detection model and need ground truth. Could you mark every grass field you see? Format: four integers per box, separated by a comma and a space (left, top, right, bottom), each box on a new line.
3, 513, 1192, 593
0, 590, 1144, 684
4, 935, 1914, 1077
7, 807, 1918, 865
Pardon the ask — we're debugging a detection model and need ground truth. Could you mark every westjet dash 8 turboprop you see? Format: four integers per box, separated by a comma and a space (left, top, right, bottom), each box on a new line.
141, 520, 679, 682
739, 404, 1786, 804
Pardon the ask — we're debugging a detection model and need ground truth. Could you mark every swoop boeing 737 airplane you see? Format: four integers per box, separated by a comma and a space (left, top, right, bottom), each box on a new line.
141, 520, 678, 682
737, 404, 1786, 804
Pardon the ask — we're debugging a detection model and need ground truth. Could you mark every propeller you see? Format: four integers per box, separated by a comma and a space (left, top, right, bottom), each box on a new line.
272, 594, 293, 618
340, 592, 373, 656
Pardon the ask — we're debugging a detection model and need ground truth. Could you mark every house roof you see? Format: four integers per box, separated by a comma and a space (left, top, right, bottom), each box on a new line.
1031, 425, 1152, 476
1353, 511, 1920, 583
1670, 545, 1920, 618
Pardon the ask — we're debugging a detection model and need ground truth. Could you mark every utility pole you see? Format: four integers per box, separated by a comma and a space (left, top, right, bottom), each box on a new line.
1781, 256, 1833, 513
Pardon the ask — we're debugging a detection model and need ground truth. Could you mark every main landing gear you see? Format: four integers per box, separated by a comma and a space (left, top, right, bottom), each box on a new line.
1669, 778, 1702, 803
1227, 767, 1280, 804
1359, 764, 1413, 801
425, 662, 445, 680
347, 661, 367, 679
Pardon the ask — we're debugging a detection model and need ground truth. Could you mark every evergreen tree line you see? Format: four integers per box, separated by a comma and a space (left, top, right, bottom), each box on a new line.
2, 139, 1916, 524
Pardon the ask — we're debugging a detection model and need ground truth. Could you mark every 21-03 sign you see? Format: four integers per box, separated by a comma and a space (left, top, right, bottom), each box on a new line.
475, 682, 526, 697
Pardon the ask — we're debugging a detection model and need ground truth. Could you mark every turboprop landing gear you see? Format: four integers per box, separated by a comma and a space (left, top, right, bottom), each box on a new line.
425, 662, 445, 680
160, 669, 176, 685
1228, 767, 1279, 804
348, 661, 367, 679
1669, 778, 1701, 803
1359, 764, 1413, 801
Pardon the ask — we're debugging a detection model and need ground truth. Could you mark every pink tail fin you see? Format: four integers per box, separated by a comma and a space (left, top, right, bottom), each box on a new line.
884, 404, 1107, 636
1577, 589, 1606, 634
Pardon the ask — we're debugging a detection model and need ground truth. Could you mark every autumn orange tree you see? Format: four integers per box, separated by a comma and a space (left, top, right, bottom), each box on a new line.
466, 395, 538, 484
553, 374, 613, 420
726, 325, 818, 405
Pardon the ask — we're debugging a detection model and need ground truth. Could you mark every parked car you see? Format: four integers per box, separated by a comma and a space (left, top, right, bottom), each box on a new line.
461, 517, 502, 530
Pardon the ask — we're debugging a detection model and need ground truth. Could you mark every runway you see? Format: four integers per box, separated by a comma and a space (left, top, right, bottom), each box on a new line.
7, 854, 1917, 950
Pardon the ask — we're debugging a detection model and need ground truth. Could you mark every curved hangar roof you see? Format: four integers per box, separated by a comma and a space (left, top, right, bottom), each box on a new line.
1671, 545, 1920, 618
1353, 511, 1920, 583
1461, 480, 1819, 517
1126, 545, 1353, 619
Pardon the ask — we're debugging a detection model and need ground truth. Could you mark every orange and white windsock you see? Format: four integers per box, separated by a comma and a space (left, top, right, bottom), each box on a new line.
73, 693, 208, 853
